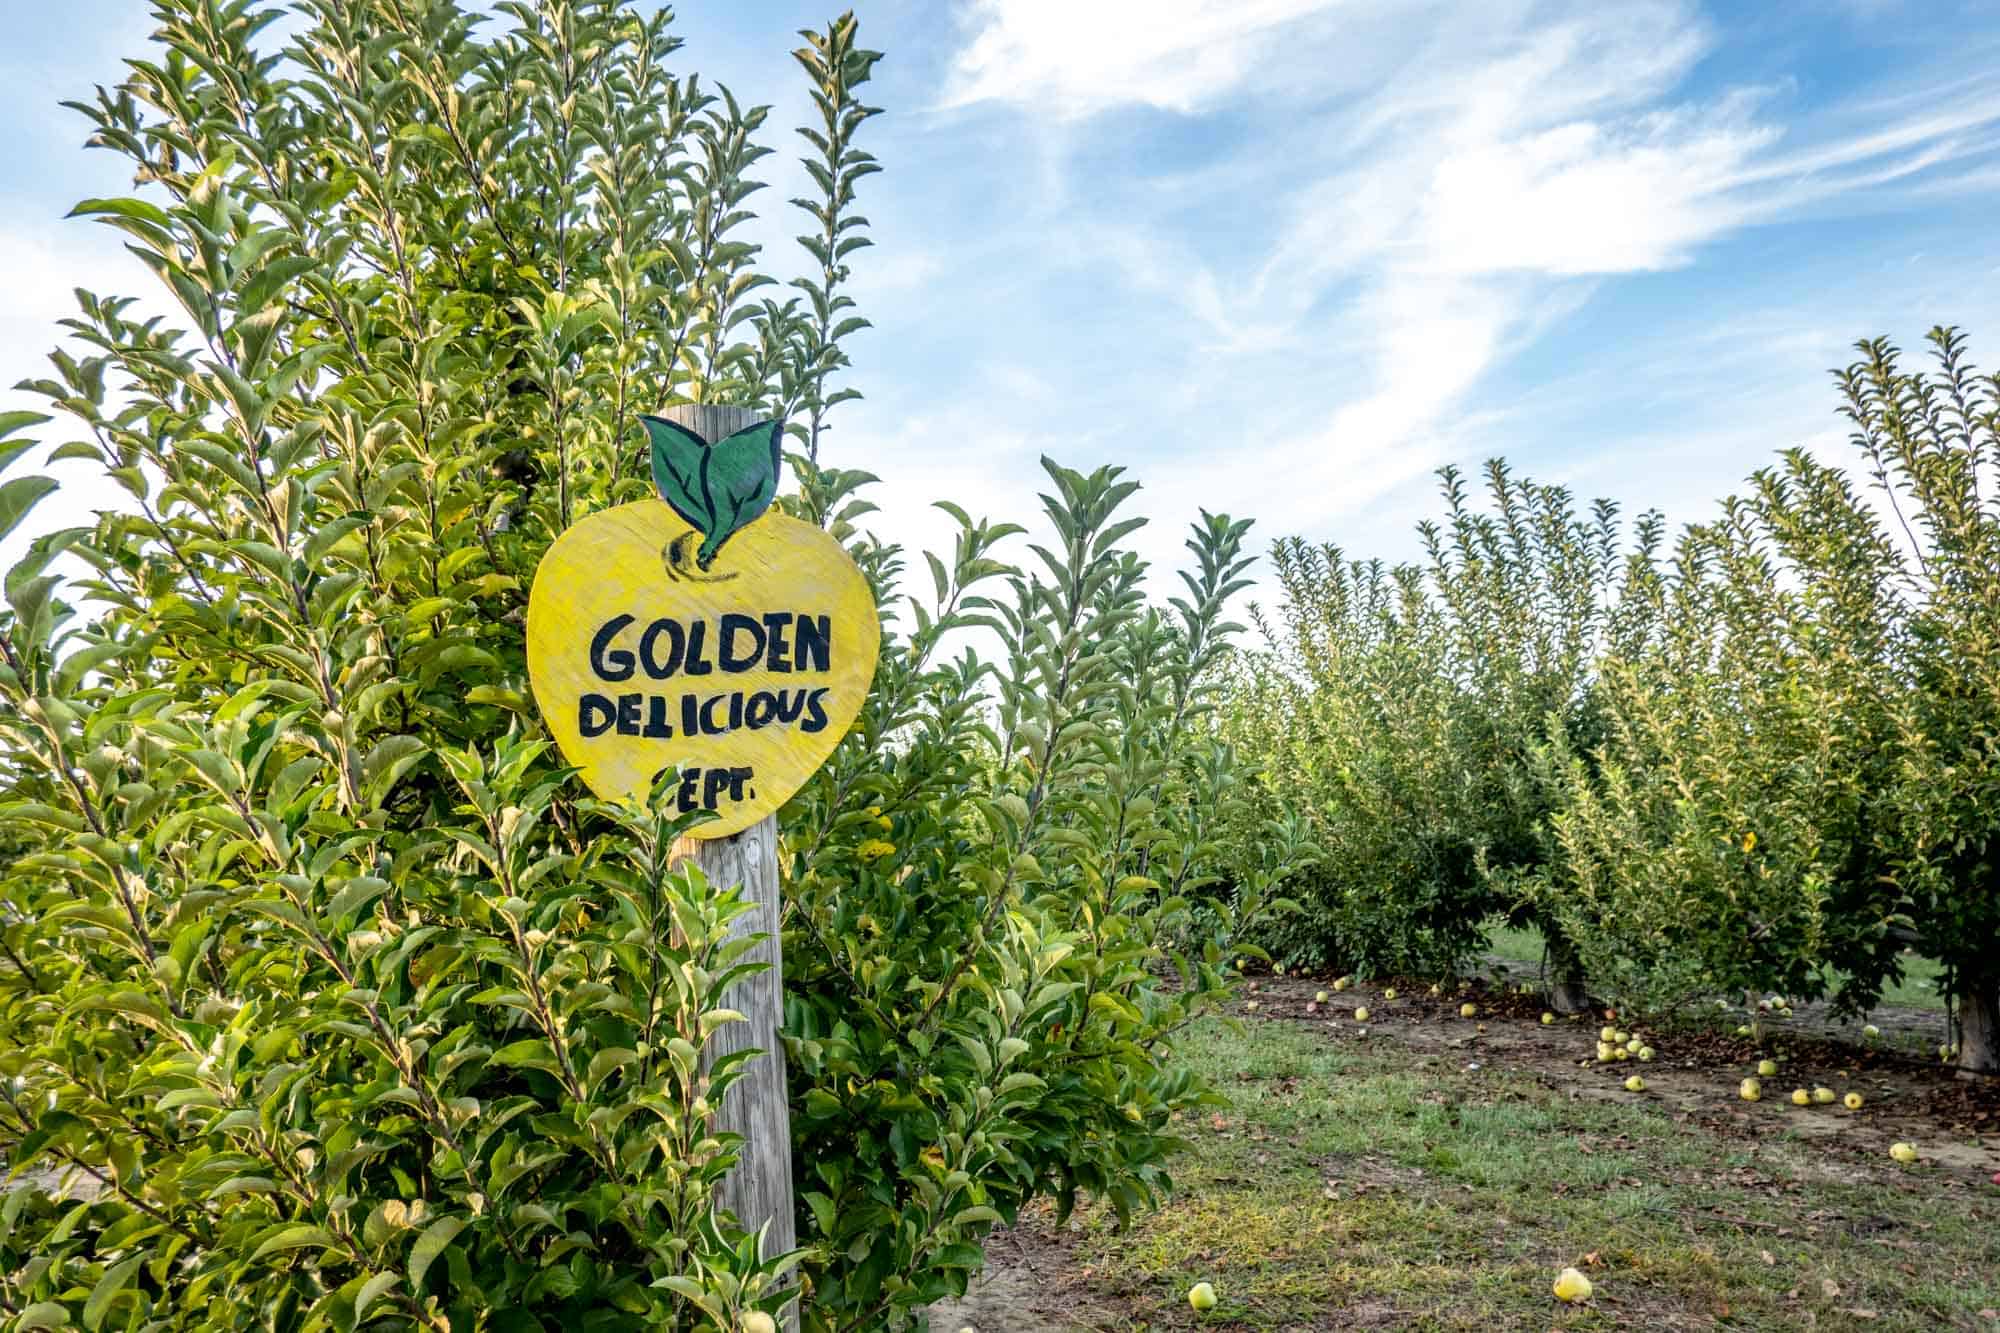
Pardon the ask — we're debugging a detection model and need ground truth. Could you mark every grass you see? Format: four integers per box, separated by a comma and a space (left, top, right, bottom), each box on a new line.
1483, 922, 1948, 1012
1032, 1015, 1999, 1330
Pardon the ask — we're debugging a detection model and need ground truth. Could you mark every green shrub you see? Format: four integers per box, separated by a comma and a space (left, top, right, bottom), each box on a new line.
1531, 330, 2000, 1068
0, 3, 1298, 1326
1226, 464, 1634, 994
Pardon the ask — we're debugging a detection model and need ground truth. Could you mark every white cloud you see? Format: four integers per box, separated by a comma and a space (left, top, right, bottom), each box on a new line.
942, 0, 1352, 118
933, 0, 2000, 569
1413, 110, 1781, 276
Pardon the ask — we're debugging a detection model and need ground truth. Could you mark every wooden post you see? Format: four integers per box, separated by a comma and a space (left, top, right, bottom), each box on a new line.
663, 404, 798, 1328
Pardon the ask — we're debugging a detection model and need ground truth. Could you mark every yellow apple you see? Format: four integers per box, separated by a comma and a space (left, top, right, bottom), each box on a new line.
1812, 1087, 1836, 1104
1625, 1075, 1645, 1092
1889, 1142, 1918, 1164
1757, 1059, 1779, 1078
1740, 1078, 1762, 1101
1552, 1267, 1593, 1303
1188, 1281, 1217, 1312
1460, 1003, 1477, 1018
1541, 1012, 1555, 1025
1790, 1088, 1810, 1106
1353, 1007, 1369, 1022
1844, 1092, 1864, 1110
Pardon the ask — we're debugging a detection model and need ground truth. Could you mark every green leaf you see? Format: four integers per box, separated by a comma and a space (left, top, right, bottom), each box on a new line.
0, 475, 58, 545
407, 1215, 466, 1293
641, 415, 782, 568
0, 411, 49, 478
81, 1253, 141, 1331
17, 1302, 71, 1330
490, 1039, 561, 1074
251, 1224, 335, 1263
353, 1270, 400, 1321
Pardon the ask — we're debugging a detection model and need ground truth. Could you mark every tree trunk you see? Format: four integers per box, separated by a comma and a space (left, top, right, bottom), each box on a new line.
1541, 921, 1592, 1014
1958, 971, 1999, 1077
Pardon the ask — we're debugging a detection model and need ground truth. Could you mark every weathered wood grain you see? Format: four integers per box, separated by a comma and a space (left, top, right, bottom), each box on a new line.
676, 813, 798, 1330
664, 406, 798, 1329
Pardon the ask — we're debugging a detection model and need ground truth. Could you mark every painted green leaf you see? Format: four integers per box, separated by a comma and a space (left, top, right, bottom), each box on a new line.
640, 415, 783, 568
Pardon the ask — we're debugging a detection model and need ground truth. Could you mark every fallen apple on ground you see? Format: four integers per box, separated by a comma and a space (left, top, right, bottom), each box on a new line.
1791, 1088, 1810, 1106
1890, 1142, 1918, 1164
1542, 1012, 1555, 1025
1758, 1059, 1779, 1077
1382, 987, 1396, 1000
1637, 1046, 1655, 1061
1552, 1268, 1593, 1303
1625, 1075, 1645, 1092
1315, 991, 1329, 1004
1354, 1007, 1370, 1022
1460, 1003, 1478, 1018
1188, 1281, 1217, 1312
1740, 1078, 1762, 1101
1844, 1092, 1864, 1110
1813, 1087, 1836, 1104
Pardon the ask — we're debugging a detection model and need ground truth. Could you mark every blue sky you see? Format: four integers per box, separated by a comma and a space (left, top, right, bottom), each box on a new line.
5, 0, 2000, 587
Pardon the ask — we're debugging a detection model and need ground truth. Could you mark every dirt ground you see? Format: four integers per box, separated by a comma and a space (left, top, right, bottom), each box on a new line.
930, 970, 2000, 1332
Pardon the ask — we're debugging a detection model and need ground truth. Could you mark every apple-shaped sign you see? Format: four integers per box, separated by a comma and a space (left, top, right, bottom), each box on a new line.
527, 415, 879, 837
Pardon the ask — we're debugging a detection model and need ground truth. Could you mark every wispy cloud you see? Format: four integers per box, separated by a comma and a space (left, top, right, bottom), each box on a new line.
926, 0, 2000, 559
942, 0, 1353, 118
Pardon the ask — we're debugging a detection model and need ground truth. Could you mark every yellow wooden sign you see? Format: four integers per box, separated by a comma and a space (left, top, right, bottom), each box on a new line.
526, 420, 879, 837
